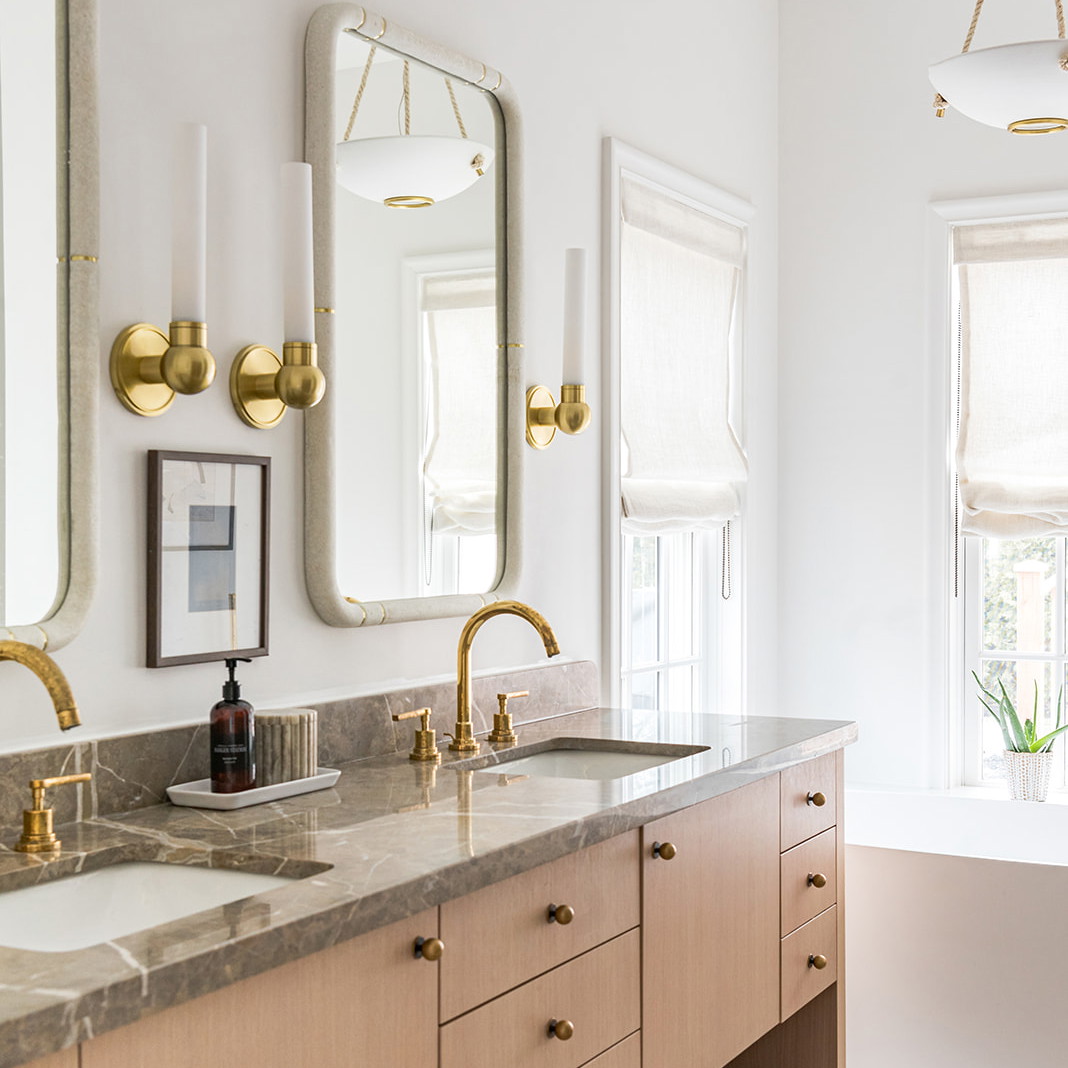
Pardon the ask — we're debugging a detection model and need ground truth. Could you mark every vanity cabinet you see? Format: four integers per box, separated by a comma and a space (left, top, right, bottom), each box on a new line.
23, 1053, 76, 1068
641, 775, 781, 1068
79, 908, 440, 1068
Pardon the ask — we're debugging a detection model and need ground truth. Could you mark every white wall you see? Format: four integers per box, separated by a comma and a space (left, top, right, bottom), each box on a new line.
0, 0, 779, 751
778, 0, 1068, 790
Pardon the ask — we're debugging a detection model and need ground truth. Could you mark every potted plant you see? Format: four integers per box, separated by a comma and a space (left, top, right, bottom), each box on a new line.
973, 672, 1068, 801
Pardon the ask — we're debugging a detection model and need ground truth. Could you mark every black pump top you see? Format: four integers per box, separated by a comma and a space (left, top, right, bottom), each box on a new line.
222, 657, 252, 702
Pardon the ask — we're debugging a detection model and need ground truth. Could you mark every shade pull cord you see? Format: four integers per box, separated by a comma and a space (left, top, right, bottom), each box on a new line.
721, 521, 732, 601
343, 44, 377, 142
935, 0, 986, 115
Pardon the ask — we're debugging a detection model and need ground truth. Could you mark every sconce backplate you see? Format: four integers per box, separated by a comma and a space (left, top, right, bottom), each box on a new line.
230, 345, 287, 429
109, 323, 174, 417
525, 385, 557, 449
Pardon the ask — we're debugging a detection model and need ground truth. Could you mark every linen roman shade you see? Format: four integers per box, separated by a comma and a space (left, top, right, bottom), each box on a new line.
955, 217, 1068, 537
619, 177, 747, 534
421, 270, 497, 536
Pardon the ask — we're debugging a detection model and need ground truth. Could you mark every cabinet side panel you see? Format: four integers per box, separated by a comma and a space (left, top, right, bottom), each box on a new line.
80, 908, 440, 1068
642, 775, 781, 1068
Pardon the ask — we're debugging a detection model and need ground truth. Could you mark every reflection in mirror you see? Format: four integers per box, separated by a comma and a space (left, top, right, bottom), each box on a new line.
0, 0, 58, 625
332, 32, 501, 603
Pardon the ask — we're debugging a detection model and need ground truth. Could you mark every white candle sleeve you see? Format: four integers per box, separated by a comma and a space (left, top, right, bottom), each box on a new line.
561, 247, 587, 384
171, 123, 207, 323
281, 162, 315, 343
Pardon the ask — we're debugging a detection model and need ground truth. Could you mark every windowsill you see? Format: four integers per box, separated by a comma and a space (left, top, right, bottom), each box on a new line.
846, 785, 1068, 866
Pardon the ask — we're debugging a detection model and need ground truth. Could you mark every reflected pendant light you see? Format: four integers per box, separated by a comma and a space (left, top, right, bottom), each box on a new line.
337, 47, 494, 207
929, 0, 1068, 133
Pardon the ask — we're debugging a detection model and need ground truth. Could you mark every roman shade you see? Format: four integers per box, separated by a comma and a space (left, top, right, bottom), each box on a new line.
619, 177, 747, 534
421, 270, 497, 536
955, 216, 1068, 537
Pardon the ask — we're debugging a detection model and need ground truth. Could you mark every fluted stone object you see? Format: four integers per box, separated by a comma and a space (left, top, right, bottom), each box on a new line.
256, 709, 318, 786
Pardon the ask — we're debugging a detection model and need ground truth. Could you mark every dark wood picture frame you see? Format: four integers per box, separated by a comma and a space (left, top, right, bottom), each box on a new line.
147, 450, 270, 667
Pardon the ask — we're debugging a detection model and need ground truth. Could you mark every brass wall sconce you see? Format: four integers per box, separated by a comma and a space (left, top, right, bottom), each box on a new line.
111, 124, 215, 416
526, 248, 592, 449
230, 162, 326, 429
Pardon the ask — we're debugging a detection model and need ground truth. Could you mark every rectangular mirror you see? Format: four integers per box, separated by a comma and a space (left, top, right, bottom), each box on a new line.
0, 0, 97, 648
303, 5, 522, 627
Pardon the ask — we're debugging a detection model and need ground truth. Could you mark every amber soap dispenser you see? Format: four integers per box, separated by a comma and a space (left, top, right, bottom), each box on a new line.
211, 657, 255, 793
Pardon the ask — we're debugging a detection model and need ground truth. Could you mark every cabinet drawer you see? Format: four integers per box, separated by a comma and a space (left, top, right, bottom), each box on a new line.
440, 831, 639, 1021
586, 1033, 641, 1068
781, 827, 837, 936
780, 753, 837, 849
781, 905, 837, 1021
440, 929, 640, 1068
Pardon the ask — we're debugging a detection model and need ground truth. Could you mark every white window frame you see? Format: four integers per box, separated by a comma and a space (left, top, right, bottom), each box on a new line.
932, 190, 1068, 789
602, 138, 751, 711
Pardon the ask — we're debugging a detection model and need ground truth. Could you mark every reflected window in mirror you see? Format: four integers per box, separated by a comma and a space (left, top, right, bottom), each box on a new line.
331, 31, 503, 604
0, 0, 59, 626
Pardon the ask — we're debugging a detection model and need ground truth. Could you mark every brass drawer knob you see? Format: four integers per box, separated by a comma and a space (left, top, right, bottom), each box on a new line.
652, 840, 677, 860
807, 791, 827, 807
549, 1019, 574, 1041
807, 872, 828, 888
413, 936, 444, 961
808, 953, 828, 970
548, 903, 575, 925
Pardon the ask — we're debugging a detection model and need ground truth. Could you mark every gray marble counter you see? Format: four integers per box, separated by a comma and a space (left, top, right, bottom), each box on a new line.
0, 708, 856, 1068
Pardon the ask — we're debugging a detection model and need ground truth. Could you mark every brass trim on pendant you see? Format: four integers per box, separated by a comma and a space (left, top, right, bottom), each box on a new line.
384, 195, 434, 208
1008, 116, 1068, 134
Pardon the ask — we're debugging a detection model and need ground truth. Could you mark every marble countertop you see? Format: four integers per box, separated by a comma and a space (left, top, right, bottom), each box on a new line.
0, 708, 856, 1067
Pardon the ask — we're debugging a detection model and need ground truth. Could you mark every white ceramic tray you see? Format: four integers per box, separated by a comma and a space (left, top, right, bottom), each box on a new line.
166, 768, 341, 810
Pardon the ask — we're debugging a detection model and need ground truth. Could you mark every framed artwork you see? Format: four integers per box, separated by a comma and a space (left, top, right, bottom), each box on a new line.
147, 451, 270, 667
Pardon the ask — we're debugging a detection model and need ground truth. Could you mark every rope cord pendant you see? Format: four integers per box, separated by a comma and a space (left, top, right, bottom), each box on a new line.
343, 44, 377, 142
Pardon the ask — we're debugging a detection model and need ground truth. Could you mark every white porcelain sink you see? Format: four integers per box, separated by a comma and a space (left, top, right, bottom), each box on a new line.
473, 741, 709, 782
0, 862, 295, 953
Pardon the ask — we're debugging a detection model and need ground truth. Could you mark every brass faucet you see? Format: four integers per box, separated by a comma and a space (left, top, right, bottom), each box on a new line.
448, 601, 560, 753
0, 640, 80, 730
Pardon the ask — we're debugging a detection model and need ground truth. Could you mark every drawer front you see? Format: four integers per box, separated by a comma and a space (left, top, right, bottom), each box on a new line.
440, 831, 639, 1021
780, 827, 837, 936
781, 905, 838, 1021
440, 929, 641, 1068
585, 1033, 641, 1068
780, 753, 837, 849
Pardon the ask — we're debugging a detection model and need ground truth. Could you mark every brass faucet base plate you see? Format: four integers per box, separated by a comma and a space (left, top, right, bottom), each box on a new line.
13, 834, 60, 854
448, 739, 481, 754
110, 323, 174, 416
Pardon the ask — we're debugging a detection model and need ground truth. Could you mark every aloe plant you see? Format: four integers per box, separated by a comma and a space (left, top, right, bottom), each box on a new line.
973, 672, 1068, 753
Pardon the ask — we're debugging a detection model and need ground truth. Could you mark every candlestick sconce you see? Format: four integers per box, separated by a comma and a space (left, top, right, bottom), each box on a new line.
110, 123, 215, 417
525, 247, 592, 449
230, 341, 325, 429
230, 162, 325, 429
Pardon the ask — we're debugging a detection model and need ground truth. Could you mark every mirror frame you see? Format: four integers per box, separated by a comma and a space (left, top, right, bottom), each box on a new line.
5, 0, 98, 650
303, 3, 522, 626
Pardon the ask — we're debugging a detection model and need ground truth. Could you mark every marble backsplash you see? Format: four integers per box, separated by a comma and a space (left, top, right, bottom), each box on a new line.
0, 660, 598, 841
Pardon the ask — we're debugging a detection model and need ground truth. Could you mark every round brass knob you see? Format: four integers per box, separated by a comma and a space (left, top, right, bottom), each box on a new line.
548, 903, 575, 925
549, 1019, 574, 1041
414, 936, 444, 961
652, 841, 677, 860
807, 791, 827, 807
808, 953, 828, 970
807, 872, 828, 888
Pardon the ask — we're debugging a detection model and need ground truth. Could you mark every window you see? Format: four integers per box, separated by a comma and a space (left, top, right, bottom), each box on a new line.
605, 141, 750, 712
946, 199, 1068, 789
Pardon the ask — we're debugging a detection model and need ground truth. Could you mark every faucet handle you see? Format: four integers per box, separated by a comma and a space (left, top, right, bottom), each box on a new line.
16, 772, 92, 854
392, 708, 441, 764
488, 690, 528, 746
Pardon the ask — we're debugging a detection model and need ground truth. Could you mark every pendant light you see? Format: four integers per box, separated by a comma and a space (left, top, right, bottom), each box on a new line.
336, 46, 494, 207
929, 0, 1068, 134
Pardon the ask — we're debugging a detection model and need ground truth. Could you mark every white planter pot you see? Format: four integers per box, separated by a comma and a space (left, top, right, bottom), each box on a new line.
1004, 749, 1053, 802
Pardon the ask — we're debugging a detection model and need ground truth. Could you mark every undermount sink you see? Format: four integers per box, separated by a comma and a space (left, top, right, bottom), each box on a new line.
0, 862, 299, 953
468, 739, 710, 782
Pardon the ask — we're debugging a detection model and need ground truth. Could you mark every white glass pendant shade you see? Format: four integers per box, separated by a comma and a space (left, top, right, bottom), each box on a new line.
336, 135, 494, 207
930, 39, 1068, 133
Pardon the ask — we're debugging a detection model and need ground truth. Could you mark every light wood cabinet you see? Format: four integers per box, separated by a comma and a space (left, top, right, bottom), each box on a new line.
586, 1033, 642, 1067
440, 831, 639, 1021
641, 775, 781, 1068
79, 908, 440, 1068
22, 1052, 77, 1068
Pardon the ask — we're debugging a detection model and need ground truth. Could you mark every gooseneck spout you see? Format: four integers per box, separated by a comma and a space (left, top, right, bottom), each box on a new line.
0, 641, 80, 731
449, 601, 559, 753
